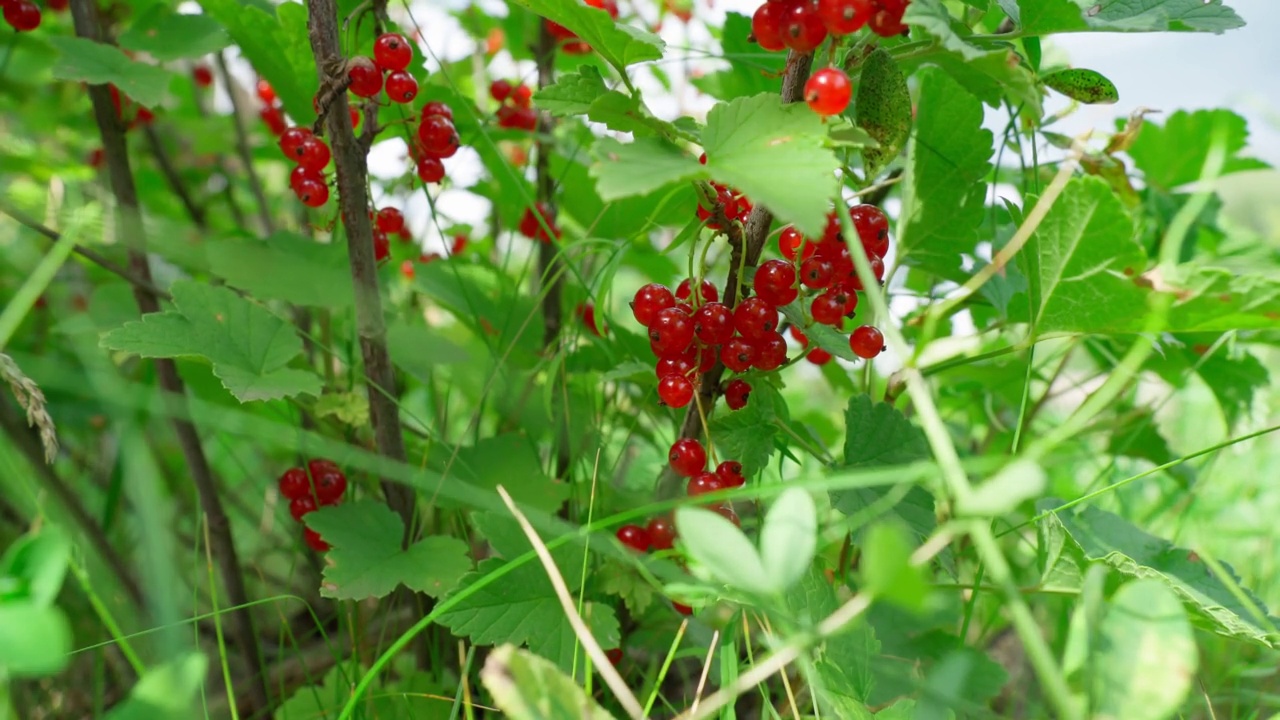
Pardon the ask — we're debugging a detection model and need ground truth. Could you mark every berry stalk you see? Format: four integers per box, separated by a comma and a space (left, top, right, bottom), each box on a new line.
304, 0, 417, 542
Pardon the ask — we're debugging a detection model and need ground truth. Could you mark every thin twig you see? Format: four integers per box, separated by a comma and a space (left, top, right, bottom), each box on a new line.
305, 0, 417, 539
141, 124, 208, 228
215, 52, 275, 235
67, 0, 269, 711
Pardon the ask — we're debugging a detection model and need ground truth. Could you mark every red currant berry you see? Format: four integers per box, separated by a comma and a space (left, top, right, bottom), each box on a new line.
373, 33, 413, 72
295, 175, 329, 207
417, 116, 460, 158
256, 78, 276, 105
385, 71, 419, 103
303, 527, 331, 552
616, 524, 651, 552
716, 460, 745, 488
687, 471, 724, 497
290, 166, 317, 193
721, 337, 758, 373
577, 302, 603, 336
512, 84, 533, 108
289, 495, 318, 522
753, 259, 799, 307
724, 379, 751, 410
817, 0, 872, 35
800, 257, 835, 289
783, 0, 828, 53
789, 325, 809, 346
869, 7, 909, 36
348, 59, 384, 98
807, 347, 833, 365
692, 302, 734, 345
676, 278, 718, 305
259, 105, 287, 135
605, 648, 623, 665
658, 374, 695, 408
296, 137, 331, 172
668, 438, 707, 478
850, 325, 885, 359
278, 467, 310, 500
845, 253, 886, 290
692, 344, 718, 373
647, 516, 677, 550
490, 79, 513, 102
850, 204, 890, 258
753, 331, 788, 371
376, 207, 405, 234
655, 355, 695, 379
632, 284, 676, 327
400, 260, 416, 280
733, 297, 779, 341
518, 202, 559, 241
751, 2, 787, 52
805, 68, 853, 116
421, 101, 454, 121
193, 65, 214, 88
278, 126, 312, 160
779, 226, 814, 262
648, 307, 695, 358
812, 289, 853, 325
673, 601, 694, 616
710, 503, 741, 527
416, 157, 445, 183
373, 231, 391, 262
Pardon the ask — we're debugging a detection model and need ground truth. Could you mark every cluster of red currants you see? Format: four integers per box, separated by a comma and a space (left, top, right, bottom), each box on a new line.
615, 438, 745, 615
695, 155, 753, 229
411, 101, 460, 184
751, 0, 910, 54
547, 0, 618, 54
489, 79, 537, 131
277, 459, 349, 552
518, 202, 562, 242
347, 33, 420, 104
1, 0, 58, 33
370, 206, 411, 261
278, 126, 333, 207
257, 79, 290, 137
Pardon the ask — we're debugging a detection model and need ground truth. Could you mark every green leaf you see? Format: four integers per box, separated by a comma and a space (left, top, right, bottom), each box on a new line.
1127, 109, 1271, 190
959, 459, 1046, 516
443, 435, 570, 515
787, 569, 879, 712
103, 653, 207, 720
386, 319, 472, 382
1040, 501, 1279, 646
862, 521, 930, 613
897, 67, 994, 280
198, 0, 316, 124
508, 0, 663, 72
587, 92, 678, 136
0, 604, 72, 676
481, 645, 619, 720
708, 379, 788, 477
596, 558, 655, 615
527, 602, 620, 673
998, 0, 1245, 34
703, 93, 840, 237
780, 304, 857, 361
854, 49, 912, 179
590, 137, 703, 200
841, 394, 929, 468
535, 66, 609, 115
304, 501, 472, 600
759, 488, 818, 593
924, 48, 1042, 112
902, 0, 985, 58
46, 36, 178, 109
1091, 579, 1197, 720
207, 232, 354, 308
117, 7, 231, 61
1041, 67, 1118, 104
312, 392, 369, 427
0, 526, 71, 608
676, 506, 774, 595
100, 280, 322, 402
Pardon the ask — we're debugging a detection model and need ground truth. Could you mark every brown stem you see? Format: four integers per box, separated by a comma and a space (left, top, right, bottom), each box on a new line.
0, 400, 145, 608
67, 1, 270, 711
215, 52, 276, 235
141, 124, 208, 228
658, 50, 814, 499
305, 0, 416, 540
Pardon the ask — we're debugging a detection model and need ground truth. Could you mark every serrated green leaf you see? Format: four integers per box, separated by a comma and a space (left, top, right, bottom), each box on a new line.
863, 521, 930, 612
207, 232, 354, 308
841, 394, 929, 468
198, 0, 315, 124
590, 137, 703, 200
703, 93, 840, 237
508, 0, 663, 73
1039, 501, 1280, 646
780, 303, 857, 360
386, 319, 471, 382
101, 281, 321, 402
1041, 67, 1118, 104
0, 604, 72, 676
481, 645, 619, 720
902, 0, 985, 59
925, 47, 1042, 112
897, 67, 994, 280
304, 501, 472, 600
854, 49, 912, 179
444, 436, 570, 515
313, 392, 369, 426
103, 653, 207, 720
1128, 109, 1271, 189
597, 557, 655, 615
787, 569, 879, 714
997, 0, 1245, 34
959, 459, 1046, 516
46, 36, 178, 109
1092, 580, 1197, 720
708, 379, 788, 476
0, 526, 70, 608
536, 66, 610, 115
527, 602, 620, 673
759, 489, 817, 593
118, 7, 230, 61
587, 92, 677, 136
676, 506, 774, 595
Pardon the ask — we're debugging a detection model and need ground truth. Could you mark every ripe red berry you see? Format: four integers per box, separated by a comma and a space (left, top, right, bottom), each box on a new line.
673, 601, 694, 616
518, 202, 559, 242
348, 60, 383, 98
691, 344, 717, 373
417, 157, 445, 183
578, 302, 603, 335
421, 101, 454, 121
417, 116, 460, 158
753, 259, 799, 307
724, 379, 751, 410
710, 503, 741, 527
716, 460, 745, 488
400, 260, 416, 280
658, 374, 695, 408
647, 516, 677, 550
800, 257, 835, 289
805, 68, 853, 116
6, 0, 40, 26
676, 278, 718, 305
278, 127, 312, 160
256, 78, 276, 104
850, 325, 885, 359
373, 231, 391, 262
385, 71, 419, 103
306, 461, 347, 504
259, 105, 287, 135
807, 347, 833, 365
374, 33, 413, 72
869, 7, 909, 36
655, 355, 695, 379
289, 495, 318, 522
850, 204, 890, 258
278, 467, 310, 500
844, 253, 886, 290
721, 337, 757, 373
512, 84, 532, 108
812, 289, 852, 325
490, 79, 513, 102
668, 438, 706, 478
648, 307, 695, 358
605, 648, 623, 665
303, 527, 330, 552
295, 175, 329, 207
782, 0, 828, 53
687, 471, 724, 497
616, 524, 651, 552
296, 137, 331, 172
733, 297, 779, 341
751, 2, 786, 52
789, 325, 809, 346
192, 65, 214, 88
817, 0, 872, 35
376, 207, 405, 234
692, 302, 734, 345
632, 284, 676, 327
290, 166, 317, 193
753, 331, 788, 371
